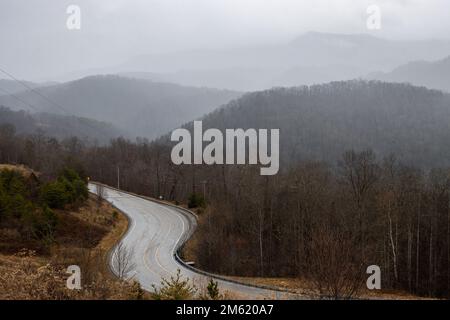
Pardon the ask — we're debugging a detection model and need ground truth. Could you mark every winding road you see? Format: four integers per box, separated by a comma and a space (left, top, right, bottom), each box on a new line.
88, 183, 299, 299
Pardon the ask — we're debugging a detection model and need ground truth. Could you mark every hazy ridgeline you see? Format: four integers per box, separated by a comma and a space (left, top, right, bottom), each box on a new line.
368, 55, 450, 93
0, 106, 123, 144
0, 75, 241, 140
2, 80, 450, 298
161, 80, 450, 169
117, 32, 450, 92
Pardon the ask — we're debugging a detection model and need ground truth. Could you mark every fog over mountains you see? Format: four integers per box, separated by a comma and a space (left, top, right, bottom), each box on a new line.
0, 79, 42, 95
2, 31, 450, 147
368, 55, 450, 93
111, 32, 450, 91
0, 106, 123, 143
0, 75, 241, 140
47, 32, 450, 91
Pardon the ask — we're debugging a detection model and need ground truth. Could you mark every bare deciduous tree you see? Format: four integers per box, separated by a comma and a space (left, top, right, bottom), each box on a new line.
308, 221, 366, 300
112, 242, 136, 279
96, 183, 106, 207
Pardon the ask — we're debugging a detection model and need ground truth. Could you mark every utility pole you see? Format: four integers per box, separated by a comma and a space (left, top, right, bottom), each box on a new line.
201, 180, 207, 201
117, 166, 120, 189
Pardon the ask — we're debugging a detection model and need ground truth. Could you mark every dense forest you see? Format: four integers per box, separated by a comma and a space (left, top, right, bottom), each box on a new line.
185, 80, 450, 168
1, 80, 450, 298
0, 106, 123, 143
0, 165, 88, 253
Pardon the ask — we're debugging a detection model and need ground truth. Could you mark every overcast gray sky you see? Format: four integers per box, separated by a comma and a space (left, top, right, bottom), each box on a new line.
1, 0, 449, 81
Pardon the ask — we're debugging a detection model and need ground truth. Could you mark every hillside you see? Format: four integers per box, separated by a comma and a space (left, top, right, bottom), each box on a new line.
368, 56, 450, 92
0, 165, 142, 299
172, 80, 450, 168
0, 75, 241, 139
0, 106, 124, 143
0, 79, 41, 95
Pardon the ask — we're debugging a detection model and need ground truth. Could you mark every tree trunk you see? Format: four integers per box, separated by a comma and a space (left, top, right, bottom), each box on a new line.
388, 201, 398, 283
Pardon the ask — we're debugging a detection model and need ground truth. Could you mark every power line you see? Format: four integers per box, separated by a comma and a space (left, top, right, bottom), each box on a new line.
0, 85, 40, 112
0, 66, 114, 139
0, 66, 74, 116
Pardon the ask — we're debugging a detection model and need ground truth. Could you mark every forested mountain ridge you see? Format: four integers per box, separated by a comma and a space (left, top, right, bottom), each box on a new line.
0, 75, 241, 140
176, 80, 450, 168
0, 106, 123, 143
368, 56, 450, 93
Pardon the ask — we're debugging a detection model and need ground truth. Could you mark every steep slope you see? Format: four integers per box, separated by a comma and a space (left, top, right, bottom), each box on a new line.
172, 80, 450, 168
368, 56, 450, 92
0, 75, 241, 139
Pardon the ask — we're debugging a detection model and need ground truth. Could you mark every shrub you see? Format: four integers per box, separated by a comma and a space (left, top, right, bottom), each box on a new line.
129, 281, 145, 300
58, 168, 88, 203
6, 194, 31, 219
58, 167, 81, 184
0, 170, 32, 222
151, 269, 197, 300
188, 193, 206, 209
0, 169, 27, 196
72, 179, 88, 201
33, 206, 58, 243
40, 181, 68, 209
198, 278, 223, 300
207, 279, 220, 300
40, 167, 88, 209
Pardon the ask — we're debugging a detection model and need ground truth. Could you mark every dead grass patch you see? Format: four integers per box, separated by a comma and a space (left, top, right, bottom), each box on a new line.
0, 194, 148, 300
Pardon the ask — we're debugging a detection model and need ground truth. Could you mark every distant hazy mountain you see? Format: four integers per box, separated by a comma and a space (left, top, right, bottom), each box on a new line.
0, 106, 123, 143
0, 79, 40, 95
169, 80, 450, 168
115, 32, 450, 91
119, 69, 283, 92
0, 75, 241, 139
0, 79, 59, 94
367, 56, 450, 92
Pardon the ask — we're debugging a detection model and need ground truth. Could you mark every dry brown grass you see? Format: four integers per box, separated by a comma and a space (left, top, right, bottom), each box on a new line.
0, 250, 145, 300
225, 276, 432, 300
0, 194, 149, 300
0, 164, 38, 178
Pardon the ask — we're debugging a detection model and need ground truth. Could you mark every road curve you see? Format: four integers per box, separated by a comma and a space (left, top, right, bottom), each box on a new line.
88, 183, 299, 299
